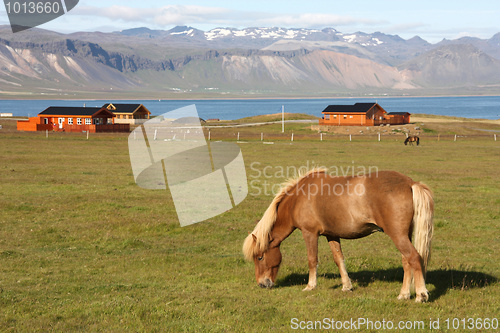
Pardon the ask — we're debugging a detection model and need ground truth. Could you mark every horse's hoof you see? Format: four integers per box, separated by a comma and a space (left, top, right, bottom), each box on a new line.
397, 293, 411, 300
415, 292, 429, 303
302, 285, 316, 291
342, 286, 353, 292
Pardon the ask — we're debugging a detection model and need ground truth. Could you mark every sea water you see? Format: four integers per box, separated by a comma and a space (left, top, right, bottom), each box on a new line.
1, 96, 499, 120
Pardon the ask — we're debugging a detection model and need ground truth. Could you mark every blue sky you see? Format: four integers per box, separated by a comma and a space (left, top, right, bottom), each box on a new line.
1, 0, 499, 43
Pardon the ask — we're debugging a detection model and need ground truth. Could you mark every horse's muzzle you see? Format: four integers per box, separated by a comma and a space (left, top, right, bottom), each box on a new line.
259, 278, 274, 288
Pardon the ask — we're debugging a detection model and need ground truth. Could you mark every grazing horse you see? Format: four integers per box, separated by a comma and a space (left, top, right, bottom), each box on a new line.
404, 136, 420, 146
243, 168, 434, 302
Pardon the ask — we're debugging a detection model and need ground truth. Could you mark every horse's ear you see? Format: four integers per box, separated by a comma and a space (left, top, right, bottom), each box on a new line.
252, 234, 257, 243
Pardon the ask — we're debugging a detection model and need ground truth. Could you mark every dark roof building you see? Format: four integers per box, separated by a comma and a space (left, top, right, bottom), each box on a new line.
17, 105, 129, 133
321, 103, 379, 113
319, 102, 410, 126
103, 103, 151, 123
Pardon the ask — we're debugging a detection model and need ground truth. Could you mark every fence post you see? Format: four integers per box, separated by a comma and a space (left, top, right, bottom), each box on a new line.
87, 131, 89, 140
261, 133, 263, 141
46, 130, 48, 138
237, 132, 240, 141
378, 133, 381, 142
320, 133, 323, 141
454, 134, 457, 142
349, 134, 352, 142
208, 130, 211, 141
495, 134, 497, 141
291, 133, 294, 142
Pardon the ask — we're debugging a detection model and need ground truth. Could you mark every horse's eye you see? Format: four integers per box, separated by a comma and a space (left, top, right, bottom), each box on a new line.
257, 256, 264, 261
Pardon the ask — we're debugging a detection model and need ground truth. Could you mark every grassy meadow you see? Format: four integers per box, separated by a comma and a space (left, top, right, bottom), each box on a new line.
0, 116, 499, 332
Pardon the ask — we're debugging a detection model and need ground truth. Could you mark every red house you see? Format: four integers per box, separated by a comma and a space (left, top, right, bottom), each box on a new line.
17, 106, 129, 133
319, 103, 410, 126
386, 112, 411, 125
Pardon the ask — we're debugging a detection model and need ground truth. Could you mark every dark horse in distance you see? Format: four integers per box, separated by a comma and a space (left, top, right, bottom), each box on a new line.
405, 136, 420, 146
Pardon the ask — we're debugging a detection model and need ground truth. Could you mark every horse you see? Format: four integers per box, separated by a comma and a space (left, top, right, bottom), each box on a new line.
243, 168, 434, 302
404, 136, 420, 146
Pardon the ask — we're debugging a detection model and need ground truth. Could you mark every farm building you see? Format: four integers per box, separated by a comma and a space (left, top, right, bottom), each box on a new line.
102, 103, 151, 124
386, 111, 411, 125
17, 106, 129, 133
319, 103, 410, 126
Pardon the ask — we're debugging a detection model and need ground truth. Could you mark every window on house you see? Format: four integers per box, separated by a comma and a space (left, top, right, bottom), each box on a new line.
343, 115, 347, 119
85, 118, 91, 125
77, 118, 82, 125
349, 116, 353, 119
44, 118, 48, 124
325, 114, 330, 120
333, 115, 337, 118
68, 118, 73, 125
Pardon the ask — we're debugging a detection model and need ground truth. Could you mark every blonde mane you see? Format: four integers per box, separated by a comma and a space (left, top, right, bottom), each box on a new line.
242, 167, 327, 261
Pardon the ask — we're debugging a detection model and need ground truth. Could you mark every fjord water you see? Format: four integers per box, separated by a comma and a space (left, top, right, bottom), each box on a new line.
3, 96, 500, 120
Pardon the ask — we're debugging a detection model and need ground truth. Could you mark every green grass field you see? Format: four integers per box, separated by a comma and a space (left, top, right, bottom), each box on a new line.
0, 117, 499, 332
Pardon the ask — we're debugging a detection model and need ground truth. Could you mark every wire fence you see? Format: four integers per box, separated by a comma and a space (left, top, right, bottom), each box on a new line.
203, 129, 498, 143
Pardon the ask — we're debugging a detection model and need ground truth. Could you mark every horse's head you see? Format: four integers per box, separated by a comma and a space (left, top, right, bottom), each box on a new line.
244, 233, 282, 288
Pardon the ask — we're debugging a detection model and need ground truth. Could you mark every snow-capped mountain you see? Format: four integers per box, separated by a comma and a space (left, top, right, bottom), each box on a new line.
116, 26, 434, 65
1, 25, 500, 97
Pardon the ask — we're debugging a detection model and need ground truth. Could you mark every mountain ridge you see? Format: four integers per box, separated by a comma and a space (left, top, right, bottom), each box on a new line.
0, 25, 499, 98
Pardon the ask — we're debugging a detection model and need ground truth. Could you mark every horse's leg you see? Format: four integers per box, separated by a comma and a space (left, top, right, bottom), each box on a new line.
397, 254, 412, 300
391, 236, 428, 302
326, 236, 352, 291
302, 230, 319, 291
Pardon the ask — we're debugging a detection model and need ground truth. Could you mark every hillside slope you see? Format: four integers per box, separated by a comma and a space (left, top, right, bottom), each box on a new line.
0, 26, 499, 97
399, 44, 500, 88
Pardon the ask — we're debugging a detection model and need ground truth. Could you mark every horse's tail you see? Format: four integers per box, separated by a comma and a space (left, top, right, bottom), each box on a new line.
416, 137, 420, 146
411, 182, 434, 274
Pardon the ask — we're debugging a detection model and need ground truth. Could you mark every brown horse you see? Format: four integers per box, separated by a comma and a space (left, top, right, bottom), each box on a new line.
404, 136, 420, 146
243, 168, 434, 302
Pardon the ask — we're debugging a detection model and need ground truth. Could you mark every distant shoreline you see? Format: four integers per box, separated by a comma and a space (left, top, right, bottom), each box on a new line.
1, 93, 499, 101
2, 96, 499, 120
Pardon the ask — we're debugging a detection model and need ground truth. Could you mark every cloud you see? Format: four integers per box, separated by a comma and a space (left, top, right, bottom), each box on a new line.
74, 5, 232, 26
153, 5, 231, 26
72, 5, 381, 30
257, 13, 385, 29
